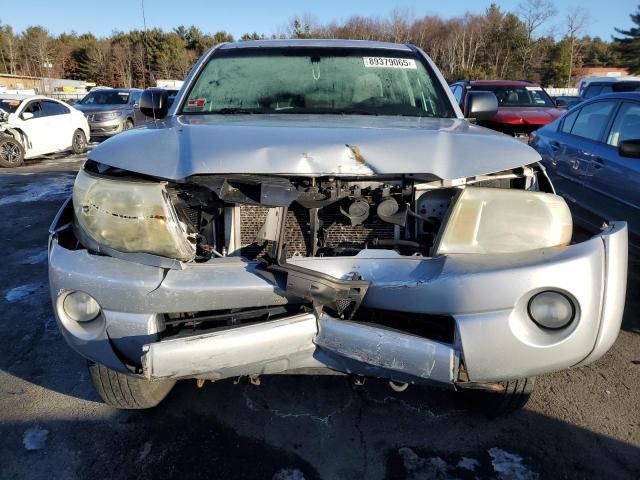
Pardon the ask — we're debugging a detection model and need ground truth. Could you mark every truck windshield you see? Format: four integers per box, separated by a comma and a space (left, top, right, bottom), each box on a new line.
79, 90, 130, 105
470, 85, 554, 107
181, 49, 455, 118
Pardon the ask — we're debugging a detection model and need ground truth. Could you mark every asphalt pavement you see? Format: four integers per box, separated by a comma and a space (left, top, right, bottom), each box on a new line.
0, 153, 638, 480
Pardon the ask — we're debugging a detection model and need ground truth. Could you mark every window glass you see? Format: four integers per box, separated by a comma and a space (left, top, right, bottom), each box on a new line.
561, 109, 579, 133
468, 85, 554, 107
79, 90, 130, 105
599, 85, 613, 95
612, 82, 640, 93
451, 85, 462, 103
183, 49, 455, 118
570, 101, 616, 141
0, 99, 22, 114
24, 101, 45, 118
584, 85, 602, 99
129, 91, 142, 104
42, 100, 70, 116
607, 102, 640, 147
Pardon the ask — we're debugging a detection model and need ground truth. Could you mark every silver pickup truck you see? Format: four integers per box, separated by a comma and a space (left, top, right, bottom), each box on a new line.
48, 39, 627, 414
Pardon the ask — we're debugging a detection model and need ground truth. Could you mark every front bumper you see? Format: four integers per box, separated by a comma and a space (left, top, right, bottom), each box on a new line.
48, 204, 627, 385
86, 118, 125, 138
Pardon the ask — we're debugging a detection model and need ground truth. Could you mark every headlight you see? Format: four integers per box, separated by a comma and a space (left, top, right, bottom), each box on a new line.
435, 187, 572, 255
62, 291, 101, 323
73, 169, 195, 261
528, 291, 575, 329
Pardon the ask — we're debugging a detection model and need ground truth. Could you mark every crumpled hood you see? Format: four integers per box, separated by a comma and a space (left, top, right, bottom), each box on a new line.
90, 114, 541, 180
75, 104, 130, 114
493, 107, 563, 126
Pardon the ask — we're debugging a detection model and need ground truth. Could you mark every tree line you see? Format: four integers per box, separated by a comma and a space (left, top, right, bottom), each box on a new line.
0, 1, 637, 88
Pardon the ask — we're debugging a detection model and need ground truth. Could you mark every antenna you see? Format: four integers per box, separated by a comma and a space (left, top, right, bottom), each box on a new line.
140, 0, 157, 120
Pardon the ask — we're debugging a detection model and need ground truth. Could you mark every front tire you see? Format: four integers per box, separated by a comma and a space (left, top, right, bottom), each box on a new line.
71, 129, 87, 154
0, 135, 25, 167
459, 377, 535, 416
123, 119, 134, 131
88, 362, 175, 409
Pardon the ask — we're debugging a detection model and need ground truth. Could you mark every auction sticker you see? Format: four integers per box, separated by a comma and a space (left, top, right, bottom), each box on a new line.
363, 57, 417, 69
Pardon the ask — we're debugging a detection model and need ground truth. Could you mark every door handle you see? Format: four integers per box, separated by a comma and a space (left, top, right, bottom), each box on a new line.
549, 140, 561, 151
592, 156, 605, 169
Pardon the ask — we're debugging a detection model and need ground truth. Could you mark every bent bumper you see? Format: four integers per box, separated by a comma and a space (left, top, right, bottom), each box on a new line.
49, 213, 627, 385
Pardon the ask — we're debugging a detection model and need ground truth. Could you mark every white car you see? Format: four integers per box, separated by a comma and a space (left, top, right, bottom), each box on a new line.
0, 95, 90, 167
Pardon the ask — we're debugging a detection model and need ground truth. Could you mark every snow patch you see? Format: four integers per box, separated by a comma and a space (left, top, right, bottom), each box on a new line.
0, 175, 73, 206
137, 441, 152, 462
489, 447, 539, 480
457, 457, 480, 471
23, 427, 48, 451
398, 447, 449, 479
4, 282, 46, 303
272, 468, 306, 480
21, 250, 48, 265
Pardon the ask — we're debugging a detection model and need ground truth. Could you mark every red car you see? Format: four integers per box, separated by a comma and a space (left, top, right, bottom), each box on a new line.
449, 80, 563, 137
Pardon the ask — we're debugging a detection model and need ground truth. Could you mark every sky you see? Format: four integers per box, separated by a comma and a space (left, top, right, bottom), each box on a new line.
0, 0, 636, 40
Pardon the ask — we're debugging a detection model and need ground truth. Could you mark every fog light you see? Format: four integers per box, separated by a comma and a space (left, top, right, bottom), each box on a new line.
528, 291, 575, 329
62, 291, 101, 323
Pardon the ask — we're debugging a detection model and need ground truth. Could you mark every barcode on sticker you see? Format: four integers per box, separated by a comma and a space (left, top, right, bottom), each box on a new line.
363, 57, 417, 69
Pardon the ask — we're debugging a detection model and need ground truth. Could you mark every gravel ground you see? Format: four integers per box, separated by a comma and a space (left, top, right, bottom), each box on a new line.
0, 154, 638, 480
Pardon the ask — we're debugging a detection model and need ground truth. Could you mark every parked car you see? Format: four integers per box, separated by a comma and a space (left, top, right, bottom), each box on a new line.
450, 80, 563, 137
133, 87, 180, 126
0, 95, 90, 167
579, 77, 640, 101
530, 92, 640, 254
48, 40, 627, 414
553, 95, 581, 110
74, 88, 143, 139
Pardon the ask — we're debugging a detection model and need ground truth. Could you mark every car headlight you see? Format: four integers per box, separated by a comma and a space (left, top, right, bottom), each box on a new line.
435, 187, 572, 255
72, 169, 195, 261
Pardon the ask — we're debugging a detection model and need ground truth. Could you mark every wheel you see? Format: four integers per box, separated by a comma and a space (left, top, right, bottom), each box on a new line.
123, 119, 134, 131
71, 129, 87, 154
458, 377, 535, 417
87, 362, 175, 409
0, 135, 25, 167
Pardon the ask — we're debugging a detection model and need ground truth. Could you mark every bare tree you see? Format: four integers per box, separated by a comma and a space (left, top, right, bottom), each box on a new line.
518, 0, 557, 41
517, 0, 557, 73
565, 7, 589, 86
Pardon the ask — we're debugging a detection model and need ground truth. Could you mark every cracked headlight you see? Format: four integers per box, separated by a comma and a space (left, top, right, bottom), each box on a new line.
72, 169, 195, 261
435, 187, 572, 255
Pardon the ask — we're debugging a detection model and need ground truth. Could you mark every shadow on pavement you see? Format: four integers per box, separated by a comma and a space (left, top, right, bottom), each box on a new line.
0, 376, 638, 479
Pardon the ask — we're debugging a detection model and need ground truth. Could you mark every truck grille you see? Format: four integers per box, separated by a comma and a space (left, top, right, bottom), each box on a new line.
239, 203, 395, 259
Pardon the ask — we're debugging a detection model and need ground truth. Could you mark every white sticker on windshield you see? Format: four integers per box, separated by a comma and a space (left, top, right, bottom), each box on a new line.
525, 86, 543, 91
363, 57, 417, 69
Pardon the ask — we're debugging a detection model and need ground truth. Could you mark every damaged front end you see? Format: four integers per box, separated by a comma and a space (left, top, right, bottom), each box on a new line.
49, 159, 627, 390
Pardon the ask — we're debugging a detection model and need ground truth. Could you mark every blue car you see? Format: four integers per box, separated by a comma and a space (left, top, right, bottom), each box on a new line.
530, 92, 640, 254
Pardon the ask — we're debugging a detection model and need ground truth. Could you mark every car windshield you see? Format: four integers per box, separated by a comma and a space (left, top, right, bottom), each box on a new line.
0, 99, 22, 113
470, 85, 554, 107
181, 48, 455, 117
79, 90, 130, 105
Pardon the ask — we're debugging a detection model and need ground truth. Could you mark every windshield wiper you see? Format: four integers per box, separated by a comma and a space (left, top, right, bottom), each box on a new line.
210, 108, 270, 114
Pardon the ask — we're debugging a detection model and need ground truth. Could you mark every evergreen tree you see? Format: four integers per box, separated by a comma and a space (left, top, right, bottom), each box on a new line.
613, 4, 640, 74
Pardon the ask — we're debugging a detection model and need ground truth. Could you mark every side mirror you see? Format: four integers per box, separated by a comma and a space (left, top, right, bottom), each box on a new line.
464, 91, 497, 121
619, 139, 640, 159
21, 112, 34, 120
139, 88, 169, 119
